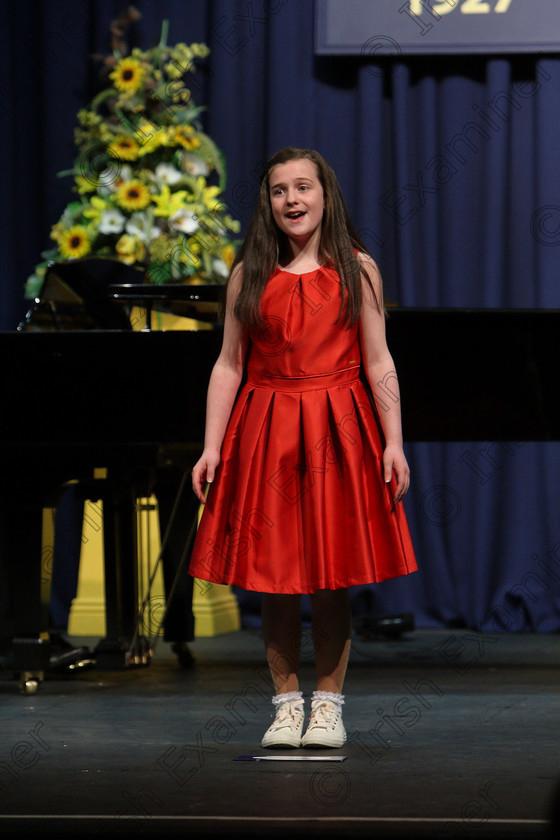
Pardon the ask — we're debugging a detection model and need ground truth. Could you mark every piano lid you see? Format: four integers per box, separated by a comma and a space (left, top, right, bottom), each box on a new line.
19, 258, 143, 331
18, 259, 225, 332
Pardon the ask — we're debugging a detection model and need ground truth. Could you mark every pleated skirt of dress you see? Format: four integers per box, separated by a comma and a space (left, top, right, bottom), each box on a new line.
188, 366, 417, 594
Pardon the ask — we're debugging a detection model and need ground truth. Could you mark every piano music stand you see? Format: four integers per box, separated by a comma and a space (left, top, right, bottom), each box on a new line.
108, 283, 223, 329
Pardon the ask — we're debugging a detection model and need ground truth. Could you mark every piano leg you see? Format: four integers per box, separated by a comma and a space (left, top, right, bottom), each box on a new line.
157, 470, 195, 666
91, 472, 149, 669
0, 498, 51, 693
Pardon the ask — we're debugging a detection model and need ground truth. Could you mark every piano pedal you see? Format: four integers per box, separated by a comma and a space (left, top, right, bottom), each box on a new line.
91, 636, 152, 669
49, 646, 96, 674
125, 635, 153, 668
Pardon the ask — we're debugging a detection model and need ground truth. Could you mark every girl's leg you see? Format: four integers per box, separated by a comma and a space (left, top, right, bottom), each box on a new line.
300, 589, 351, 748
261, 594, 305, 748
261, 593, 302, 693
309, 588, 352, 692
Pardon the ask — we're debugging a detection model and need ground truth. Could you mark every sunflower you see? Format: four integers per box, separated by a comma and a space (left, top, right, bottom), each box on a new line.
108, 135, 140, 162
115, 179, 152, 211
110, 57, 145, 94
173, 126, 201, 151
58, 226, 91, 259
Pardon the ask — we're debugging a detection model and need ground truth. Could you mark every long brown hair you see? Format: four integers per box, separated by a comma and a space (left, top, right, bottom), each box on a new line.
231, 148, 380, 328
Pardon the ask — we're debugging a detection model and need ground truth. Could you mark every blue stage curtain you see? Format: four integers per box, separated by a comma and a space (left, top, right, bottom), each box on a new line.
2, 0, 559, 631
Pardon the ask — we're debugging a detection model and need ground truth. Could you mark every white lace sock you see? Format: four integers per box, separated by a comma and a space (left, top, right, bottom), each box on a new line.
311, 690, 345, 711
272, 690, 304, 707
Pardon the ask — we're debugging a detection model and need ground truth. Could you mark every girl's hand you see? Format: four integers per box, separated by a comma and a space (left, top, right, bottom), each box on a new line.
192, 448, 221, 504
383, 444, 410, 503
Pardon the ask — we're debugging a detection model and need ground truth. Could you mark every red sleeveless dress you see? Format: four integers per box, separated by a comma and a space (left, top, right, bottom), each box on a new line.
188, 264, 417, 593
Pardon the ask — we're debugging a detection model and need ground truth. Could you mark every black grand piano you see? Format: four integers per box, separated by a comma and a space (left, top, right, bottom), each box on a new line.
1, 261, 227, 691
1, 259, 560, 692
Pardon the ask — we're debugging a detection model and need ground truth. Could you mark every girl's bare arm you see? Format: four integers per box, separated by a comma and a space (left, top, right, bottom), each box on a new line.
358, 254, 410, 502
192, 265, 248, 503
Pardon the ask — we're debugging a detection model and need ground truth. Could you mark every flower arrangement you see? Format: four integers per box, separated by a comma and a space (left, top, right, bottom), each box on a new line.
25, 15, 240, 298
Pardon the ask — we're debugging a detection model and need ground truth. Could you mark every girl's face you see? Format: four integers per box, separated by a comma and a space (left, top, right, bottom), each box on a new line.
268, 159, 325, 245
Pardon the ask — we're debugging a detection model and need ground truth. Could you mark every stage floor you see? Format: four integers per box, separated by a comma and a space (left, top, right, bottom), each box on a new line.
1, 628, 558, 839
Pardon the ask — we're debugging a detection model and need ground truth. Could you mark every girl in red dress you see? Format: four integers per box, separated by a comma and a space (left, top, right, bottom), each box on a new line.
189, 148, 417, 749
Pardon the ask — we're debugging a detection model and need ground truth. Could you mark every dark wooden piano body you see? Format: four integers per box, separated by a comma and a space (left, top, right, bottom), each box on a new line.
1, 275, 559, 685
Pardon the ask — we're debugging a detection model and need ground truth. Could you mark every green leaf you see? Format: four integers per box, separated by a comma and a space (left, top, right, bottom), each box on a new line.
24, 275, 44, 299
90, 87, 118, 112
159, 19, 169, 50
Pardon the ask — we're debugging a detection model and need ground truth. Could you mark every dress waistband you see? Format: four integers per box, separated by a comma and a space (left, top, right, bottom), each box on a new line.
246, 365, 361, 392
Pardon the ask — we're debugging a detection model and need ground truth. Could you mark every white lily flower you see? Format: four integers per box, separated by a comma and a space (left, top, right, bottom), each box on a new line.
155, 162, 183, 185
169, 208, 199, 234
183, 153, 209, 176
125, 212, 160, 243
212, 258, 229, 278
98, 209, 126, 235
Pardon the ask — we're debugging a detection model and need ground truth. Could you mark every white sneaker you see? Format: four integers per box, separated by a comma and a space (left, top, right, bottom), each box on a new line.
261, 699, 305, 748
301, 699, 346, 748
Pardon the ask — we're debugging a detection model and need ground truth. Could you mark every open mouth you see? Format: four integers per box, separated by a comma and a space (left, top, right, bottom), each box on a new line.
286, 211, 305, 220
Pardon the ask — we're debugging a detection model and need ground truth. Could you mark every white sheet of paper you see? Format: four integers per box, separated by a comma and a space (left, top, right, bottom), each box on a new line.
235, 755, 347, 761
